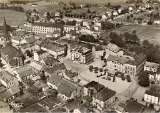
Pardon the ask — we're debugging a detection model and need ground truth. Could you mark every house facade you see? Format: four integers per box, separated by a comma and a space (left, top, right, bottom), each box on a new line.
0, 71, 19, 88
70, 46, 94, 64
144, 90, 160, 110
105, 43, 124, 59
92, 87, 116, 111
92, 45, 104, 59
144, 61, 159, 72
33, 50, 49, 62
32, 22, 63, 36
1, 45, 24, 68
106, 53, 145, 76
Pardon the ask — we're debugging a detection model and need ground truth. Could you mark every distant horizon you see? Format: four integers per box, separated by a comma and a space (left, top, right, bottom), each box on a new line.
0, 0, 126, 4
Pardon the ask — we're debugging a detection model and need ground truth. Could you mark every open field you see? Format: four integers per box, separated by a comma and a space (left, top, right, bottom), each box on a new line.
23, 2, 62, 13
113, 25, 160, 45
0, 9, 25, 26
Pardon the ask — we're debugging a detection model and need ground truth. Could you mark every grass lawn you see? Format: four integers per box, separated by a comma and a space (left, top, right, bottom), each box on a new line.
113, 25, 160, 45
0, 9, 25, 26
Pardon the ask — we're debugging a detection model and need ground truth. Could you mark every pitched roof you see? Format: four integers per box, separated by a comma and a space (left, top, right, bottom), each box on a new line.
144, 61, 159, 69
65, 99, 80, 111
42, 56, 60, 66
0, 71, 15, 84
84, 81, 98, 88
92, 87, 116, 101
42, 63, 66, 75
24, 36, 36, 44
145, 90, 153, 95
134, 53, 146, 65
30, 61, 43, 71
94, 45, 104, 51
125, 101, 144, 113
150, 84, 160, 93
48, 74, 62, 87
14, 65, 35, 78
38, 97, 61, 110
21, 43, 30, 49
106, 43, 120, 53
37, 49, 47, 55
1, 45, 24, 60
57, 79, 77, 97
107, 55, 128, 64
32, 22, 63, 28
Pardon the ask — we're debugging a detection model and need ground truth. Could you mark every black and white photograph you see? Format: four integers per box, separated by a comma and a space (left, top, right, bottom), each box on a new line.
0, 0, 160, 112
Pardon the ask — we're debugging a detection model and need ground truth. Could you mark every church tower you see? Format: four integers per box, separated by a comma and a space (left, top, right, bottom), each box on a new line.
3, 18, 9, 41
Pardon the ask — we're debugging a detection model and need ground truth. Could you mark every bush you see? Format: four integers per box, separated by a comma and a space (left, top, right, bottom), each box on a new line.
127, 77, 131, 82
121, 76, 125, 81
89, 65, 93, 69
108, 77, 111, 81
126, 75, 130, 78
151, 81, 155, 84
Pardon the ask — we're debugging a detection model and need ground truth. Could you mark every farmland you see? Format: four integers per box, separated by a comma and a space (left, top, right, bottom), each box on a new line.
113, 25, 160, 45
0, 9, 25, 26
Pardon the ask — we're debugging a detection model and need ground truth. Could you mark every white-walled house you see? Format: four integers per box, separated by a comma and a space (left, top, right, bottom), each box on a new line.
144, 61, 159, 72
92, 45, 104, 59
92, 87, 116, 111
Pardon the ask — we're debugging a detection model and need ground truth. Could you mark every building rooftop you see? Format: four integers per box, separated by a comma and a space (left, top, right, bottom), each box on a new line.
0, 71, 15, 84
134, 53, 146, 65
107, 55, 129, 64
94, 45, 104, 51
1, 45, 24, 61
30, 61, 43, 71
106, 43, 121, 53
92, 87, 116, 101
18, 103, 47, 112
13, 65, 35, 78
124, 100, 144, 113
57, 79, 77, 97
32, 22, 63, 28
36, 49, 47, 55
144, 61, 159, 69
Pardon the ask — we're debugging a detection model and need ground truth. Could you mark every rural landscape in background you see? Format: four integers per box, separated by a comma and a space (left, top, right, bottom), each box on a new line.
1, 0, 160, 113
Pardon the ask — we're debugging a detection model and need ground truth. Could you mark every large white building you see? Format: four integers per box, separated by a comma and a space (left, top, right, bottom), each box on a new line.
32, 22, 63, 35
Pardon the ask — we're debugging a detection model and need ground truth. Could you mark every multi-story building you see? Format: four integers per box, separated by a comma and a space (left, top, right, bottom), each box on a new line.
1, 45, 24, 68
105, 43, 124, 59
92, 87, 116, 111
144, 61, 159, 72
107, 53, 146, 76
70, 45, 94, 64
32, 22, 63, 36
144, 90, 160, 110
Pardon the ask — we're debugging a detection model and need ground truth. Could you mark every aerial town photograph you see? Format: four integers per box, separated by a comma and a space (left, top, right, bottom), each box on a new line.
1, 0, 160, 112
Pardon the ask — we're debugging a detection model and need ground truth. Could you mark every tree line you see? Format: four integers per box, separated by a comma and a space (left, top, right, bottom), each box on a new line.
109, 31, 160, 63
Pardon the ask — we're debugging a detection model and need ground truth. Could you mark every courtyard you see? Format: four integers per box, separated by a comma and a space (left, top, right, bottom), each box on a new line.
79, 59, 132, 94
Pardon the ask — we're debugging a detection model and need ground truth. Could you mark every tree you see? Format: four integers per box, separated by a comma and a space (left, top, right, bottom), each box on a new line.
142, 40, 150, 47
138, 71, 150, 87
108, 2, 111, 7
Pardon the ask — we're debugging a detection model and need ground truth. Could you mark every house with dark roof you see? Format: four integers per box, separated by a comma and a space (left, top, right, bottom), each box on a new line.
40, 41, 66, 59
144, 90, 160, 110
38, 96, 61, 111
70, 45, 94, 64
64, 70, 78, 83
144, 61, 159, 72
0, 70, 19, 88
33, 50, 49, 62
106, 53, 146, 76
0, 84, 20, 102
83, 81, 105, 96
124, 100, 144, 113
57, 79, 79, 101
47, 74, 62, 90
92, 45, 104, 59
1, 45, 25, 67
92, 87, 116, 111
12, 65, 40, 83
40, 56, 60, 67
